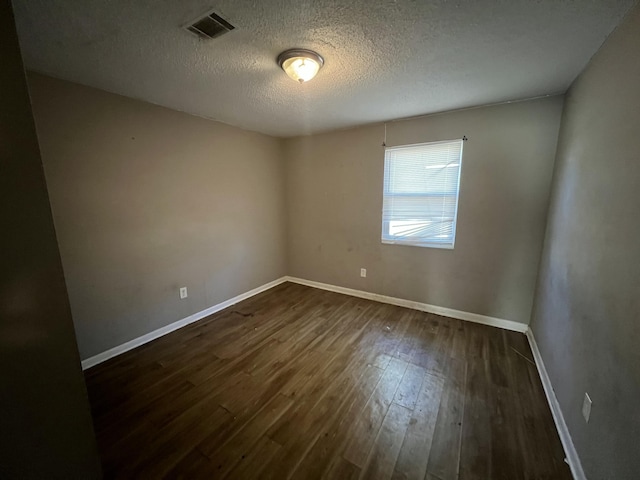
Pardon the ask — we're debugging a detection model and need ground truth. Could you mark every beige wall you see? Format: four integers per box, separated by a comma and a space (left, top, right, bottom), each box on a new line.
530, 4, 640, 479
0, 2, 100, 478
28, 74, 287, 360
285, 96, 563, 324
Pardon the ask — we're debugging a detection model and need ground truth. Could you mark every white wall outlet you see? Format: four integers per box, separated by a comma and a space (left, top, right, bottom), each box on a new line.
360, 268, 367, 278
179, 287, 188, 299
582, 392, 592, 423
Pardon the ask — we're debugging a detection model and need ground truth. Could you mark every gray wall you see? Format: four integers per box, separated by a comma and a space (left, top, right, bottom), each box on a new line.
28, 74, 287, 360
530, 4, 640, 479
0, 2, 101, 478
285, 96, 563, 324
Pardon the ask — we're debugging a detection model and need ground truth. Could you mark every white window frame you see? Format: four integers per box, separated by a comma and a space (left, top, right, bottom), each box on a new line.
381, 139, 464, 249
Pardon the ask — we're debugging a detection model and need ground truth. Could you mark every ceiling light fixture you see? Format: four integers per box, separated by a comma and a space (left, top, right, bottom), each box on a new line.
277, 49, 324, 83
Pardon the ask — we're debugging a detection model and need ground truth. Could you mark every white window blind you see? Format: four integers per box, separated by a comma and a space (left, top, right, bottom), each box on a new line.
382, 139, 463, 248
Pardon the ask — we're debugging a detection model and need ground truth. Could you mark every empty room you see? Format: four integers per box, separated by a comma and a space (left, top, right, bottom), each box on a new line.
2, 0, 639, 479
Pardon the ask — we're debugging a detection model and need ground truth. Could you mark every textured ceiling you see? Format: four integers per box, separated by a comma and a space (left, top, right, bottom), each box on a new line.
12, 0, 635, 137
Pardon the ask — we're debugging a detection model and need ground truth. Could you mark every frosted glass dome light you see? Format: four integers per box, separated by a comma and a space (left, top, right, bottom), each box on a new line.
277, 49, 324, 83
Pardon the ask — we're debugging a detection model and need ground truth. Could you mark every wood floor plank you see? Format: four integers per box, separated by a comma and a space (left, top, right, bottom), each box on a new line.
487, 331, 525, 480
288, 363, 385, 479
405, 313, 438, 368
393, 311, 425, 363
262, 374, 374, 479
392, 372, 445, 480
84, 283, 572, 480
393, 362, 427, 410
361, 402, 413, 479
195, 370, 298, 458
343, 357, 409, 467
459, 350, 493, 479
200, 393, 293, 477
322, 456, 361, 480
167, 447, 218, 479
222, 435, 282, 479
107, 405, 234, 478
425, 357, 466, 480
374, 308, 415, 358
261, 348, 385, 478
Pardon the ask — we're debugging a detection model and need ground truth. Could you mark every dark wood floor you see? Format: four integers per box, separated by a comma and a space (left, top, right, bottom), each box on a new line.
85, 282, 572, 479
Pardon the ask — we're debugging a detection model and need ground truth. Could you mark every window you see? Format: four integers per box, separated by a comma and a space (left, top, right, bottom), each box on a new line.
381, 139, 463, 249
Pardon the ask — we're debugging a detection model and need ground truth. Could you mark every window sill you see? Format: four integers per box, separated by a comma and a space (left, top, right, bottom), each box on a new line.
381, 239, 455, 250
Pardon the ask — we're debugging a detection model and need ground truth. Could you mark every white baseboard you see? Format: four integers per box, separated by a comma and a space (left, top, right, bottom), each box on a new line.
526, 329, 586, 480
82, 274, 527, 370
284, 276, 528, 333
81, 277, 288, 370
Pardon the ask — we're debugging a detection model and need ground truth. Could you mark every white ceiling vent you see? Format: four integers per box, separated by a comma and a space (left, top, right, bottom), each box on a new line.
185, 10, 235, 40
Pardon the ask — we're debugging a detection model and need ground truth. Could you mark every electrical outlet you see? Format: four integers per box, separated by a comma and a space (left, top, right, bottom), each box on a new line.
179, 287, 188, 299
360, 268, 367, 278
582, 392, 592, 423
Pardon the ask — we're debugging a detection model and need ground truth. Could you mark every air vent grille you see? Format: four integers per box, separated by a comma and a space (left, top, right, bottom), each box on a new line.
185, 11, 234, 40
